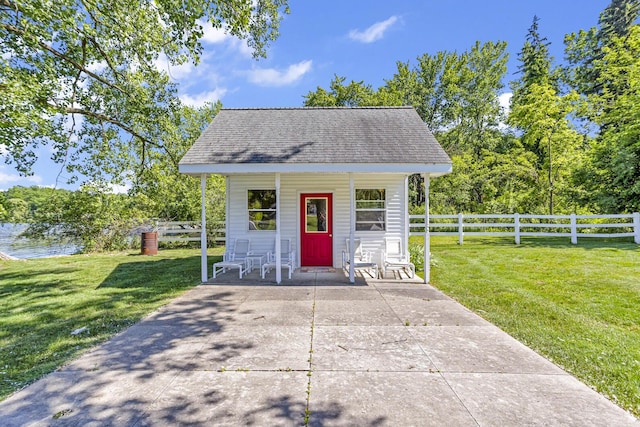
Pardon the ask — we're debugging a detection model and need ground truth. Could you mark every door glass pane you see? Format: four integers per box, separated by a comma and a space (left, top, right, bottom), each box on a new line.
306, 198, 328, 233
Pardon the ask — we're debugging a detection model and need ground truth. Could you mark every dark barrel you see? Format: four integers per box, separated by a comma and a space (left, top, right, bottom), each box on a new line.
141, 231, 158, 255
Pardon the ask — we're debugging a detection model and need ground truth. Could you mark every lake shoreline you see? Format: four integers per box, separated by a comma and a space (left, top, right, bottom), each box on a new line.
0, 223, 81, 259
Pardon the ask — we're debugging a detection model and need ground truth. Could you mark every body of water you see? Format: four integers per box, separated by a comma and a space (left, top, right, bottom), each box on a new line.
0, 223, 81, 259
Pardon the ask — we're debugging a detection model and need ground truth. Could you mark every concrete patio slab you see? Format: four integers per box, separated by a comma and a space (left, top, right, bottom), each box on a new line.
410, 325, 566, 374
0, 369, 175, 427
227, 299, 314, 325
243, 286, 315, 301
315, 286, 382, 301
446, 372, 639, 427
142, 371, 309, 426
308, 371, 477, 426
1, 280, 638, 427
192, 325, 312, 371
312, 326, 436, 371
383, 298, 492, 326
314, 300, 401, 326
375, 285, 453, 300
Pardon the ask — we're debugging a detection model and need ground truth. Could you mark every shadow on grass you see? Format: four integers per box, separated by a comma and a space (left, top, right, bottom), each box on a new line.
0, 252, 223, 400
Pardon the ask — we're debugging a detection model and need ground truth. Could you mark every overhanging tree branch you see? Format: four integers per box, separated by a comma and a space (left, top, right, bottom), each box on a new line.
2, 22, 127, 96
64, 107, 179, 168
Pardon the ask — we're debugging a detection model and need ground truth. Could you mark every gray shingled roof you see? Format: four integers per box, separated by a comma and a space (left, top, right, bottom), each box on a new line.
179, 107, 451, 173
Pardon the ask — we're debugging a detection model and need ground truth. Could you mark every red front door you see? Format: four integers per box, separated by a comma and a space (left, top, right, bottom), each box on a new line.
300, 193, 333, 266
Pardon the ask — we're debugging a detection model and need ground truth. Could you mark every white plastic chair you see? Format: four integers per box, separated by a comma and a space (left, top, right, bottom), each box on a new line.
212, 238, 251, 278
261, 238, 295, 280
382, 237, 415, 279
342, 238, 379, 278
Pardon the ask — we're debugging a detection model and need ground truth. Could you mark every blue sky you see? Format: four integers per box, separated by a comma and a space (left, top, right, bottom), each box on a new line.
1, 1, 607, 191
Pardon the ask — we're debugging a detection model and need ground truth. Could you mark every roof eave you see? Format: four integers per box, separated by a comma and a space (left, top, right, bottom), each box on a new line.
179, 162, 453, 176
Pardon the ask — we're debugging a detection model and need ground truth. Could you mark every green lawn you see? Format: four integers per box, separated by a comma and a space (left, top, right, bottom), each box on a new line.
0, 248, 223, 401
427, 236, 640, 417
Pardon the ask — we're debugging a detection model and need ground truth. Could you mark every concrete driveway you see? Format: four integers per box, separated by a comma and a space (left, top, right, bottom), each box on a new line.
1, 274, 638, 426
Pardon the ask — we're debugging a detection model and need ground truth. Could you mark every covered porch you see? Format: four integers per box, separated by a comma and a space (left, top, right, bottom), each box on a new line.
204, 264, 425, 286
178, 107, 452, 285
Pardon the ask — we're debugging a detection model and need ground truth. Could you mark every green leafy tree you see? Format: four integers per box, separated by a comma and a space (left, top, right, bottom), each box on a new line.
564, 0, 639, 107
304, 42, 509, 212
509, 17, 582, 214
303, 75, 396, 107
1, 0, 289, 184
131, 102, 221, 220
1, 186, 71, 222
384, 51, 461, 131
26, 184, 152, 252
0, 191, 7, 222
563, 0, 640, 212
587, 26, 640, 211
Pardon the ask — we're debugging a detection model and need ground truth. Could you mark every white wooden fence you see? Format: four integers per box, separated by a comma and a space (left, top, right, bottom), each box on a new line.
159, 214, 640, 246
156, 221, 226, 244
409, 213, 640, 245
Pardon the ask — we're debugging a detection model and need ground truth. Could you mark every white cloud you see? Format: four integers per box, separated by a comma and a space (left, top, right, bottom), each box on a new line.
200, 21, 230, 44
348, 16, 399, 43
229, 38, 255, 58
108, 183, 130, 194
247, 60, 312, 87
86, 61, 107, 73
0, 168, 43, 188
180, 88, 228, 107
499, 92, 512, 114
154, 54, 195, 81
498, 92, 513, 130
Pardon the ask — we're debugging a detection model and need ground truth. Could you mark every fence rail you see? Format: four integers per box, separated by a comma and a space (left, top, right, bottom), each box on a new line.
156, 221, 226, 244
159, 214, 640, 247
410, 213, 640, 245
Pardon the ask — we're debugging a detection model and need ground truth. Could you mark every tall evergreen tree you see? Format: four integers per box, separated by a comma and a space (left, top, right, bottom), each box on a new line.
509, 16, 582, 214
564, 0, 639, 101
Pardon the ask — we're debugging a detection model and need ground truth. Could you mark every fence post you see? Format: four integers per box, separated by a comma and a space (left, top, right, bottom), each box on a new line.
458, 213, 464, 245
514, 213, 520, 245
634, 212, 640, 244
570, 213, 577, 245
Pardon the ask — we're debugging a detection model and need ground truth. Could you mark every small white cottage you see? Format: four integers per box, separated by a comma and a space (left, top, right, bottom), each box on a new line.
178, 106, 451, 284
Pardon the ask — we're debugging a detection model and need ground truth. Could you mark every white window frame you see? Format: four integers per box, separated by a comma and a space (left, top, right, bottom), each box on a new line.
355, 189, 386, 231
247, 189, 277, 231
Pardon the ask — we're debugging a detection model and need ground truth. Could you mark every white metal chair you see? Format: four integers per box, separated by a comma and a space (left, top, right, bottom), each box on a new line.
261, 238, 295, 280
342, 238, 379, 279
212, 238, 250, 279
382, 237, 415, 279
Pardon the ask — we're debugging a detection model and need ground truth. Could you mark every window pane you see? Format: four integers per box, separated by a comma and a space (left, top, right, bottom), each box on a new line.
249, 211, 276, 230
248, 190, 276, 231
356, 211, 385, 231
355, 189, 384, 201
356, 200, 385, 209
306, 198, 328, 232
248, 190, 276, 210
355, 189, 385, 231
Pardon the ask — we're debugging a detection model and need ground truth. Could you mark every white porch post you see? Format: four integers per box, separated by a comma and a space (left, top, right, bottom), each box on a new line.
423, 174, 430, 284
275, 173, 282, 284
200, 174, 208, 283
349, 173, 355, 283
404, 175, 410, 262
225, 176, 230, 246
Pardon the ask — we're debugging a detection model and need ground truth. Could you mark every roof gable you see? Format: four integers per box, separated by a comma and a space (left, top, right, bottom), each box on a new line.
179, 107, 452, 175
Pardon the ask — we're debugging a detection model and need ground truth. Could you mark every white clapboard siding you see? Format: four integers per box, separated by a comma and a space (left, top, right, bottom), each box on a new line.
226, 173, 410, 267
